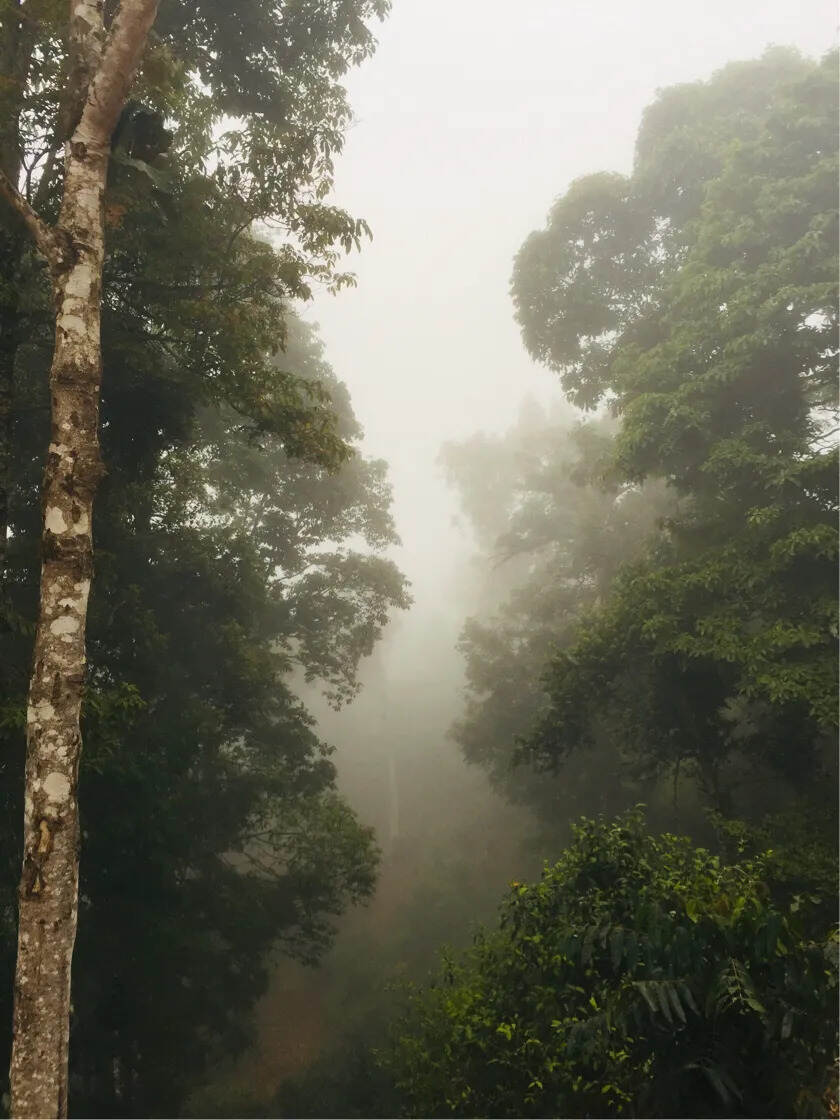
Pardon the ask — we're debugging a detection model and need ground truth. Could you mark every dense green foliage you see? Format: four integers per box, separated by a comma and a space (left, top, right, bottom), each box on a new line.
442, 403, 674, 825
0, 305, 408, 1115
510, 49, 838, 810
0, 0, 393, 543
0, 11, 836, 1118
388, 812, 838, 1119
407, 47, 840, 1120
0, 1, 408, 1115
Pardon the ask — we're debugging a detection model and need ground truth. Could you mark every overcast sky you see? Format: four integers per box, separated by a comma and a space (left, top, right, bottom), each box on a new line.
306, 0, 836, 613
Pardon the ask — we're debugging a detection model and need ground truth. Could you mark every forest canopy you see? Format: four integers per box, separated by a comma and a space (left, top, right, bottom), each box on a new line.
388, 46, 839, 1120
387, 811, 838, 1119
502, 48, 838, 817
0, 5, 835, 1118
0, 1, 408, 1115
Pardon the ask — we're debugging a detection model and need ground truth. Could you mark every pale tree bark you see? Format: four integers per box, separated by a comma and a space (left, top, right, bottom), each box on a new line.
0, 1, 160, 1115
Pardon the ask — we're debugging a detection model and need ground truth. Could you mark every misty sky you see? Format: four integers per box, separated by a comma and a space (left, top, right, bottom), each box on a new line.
307, 0, 836, 611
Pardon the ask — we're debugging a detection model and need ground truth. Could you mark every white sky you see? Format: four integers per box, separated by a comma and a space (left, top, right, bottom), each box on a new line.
306, 0, 837, 612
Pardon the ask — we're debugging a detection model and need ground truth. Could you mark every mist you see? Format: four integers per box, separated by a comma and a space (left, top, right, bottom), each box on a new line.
307, 0, 836, 598
212, 0, 836, 1104
190, 0, 838, 1112
0, 0, 836, 1116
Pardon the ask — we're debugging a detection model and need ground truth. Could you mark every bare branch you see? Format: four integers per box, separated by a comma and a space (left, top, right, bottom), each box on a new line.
0, 165, 60, 264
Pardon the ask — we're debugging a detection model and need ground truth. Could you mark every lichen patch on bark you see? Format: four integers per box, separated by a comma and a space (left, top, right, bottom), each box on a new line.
44, 507, 67, 534
49, 615, 80, 636
57, 313, 87, 335
42, 773, 72, 803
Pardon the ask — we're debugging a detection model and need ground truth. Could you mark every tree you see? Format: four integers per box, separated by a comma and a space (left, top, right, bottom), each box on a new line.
441, 402, 673, 825
511, 48, 822, 407
0, 305, 408, 1116
511, 49, 838, 812
0, 1, 391, 1113
0, 6, 162, 1113
387, 811, 839, 1119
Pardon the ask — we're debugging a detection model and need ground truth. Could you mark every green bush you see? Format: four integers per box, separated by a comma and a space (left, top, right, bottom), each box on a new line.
387, 811, 838, 1118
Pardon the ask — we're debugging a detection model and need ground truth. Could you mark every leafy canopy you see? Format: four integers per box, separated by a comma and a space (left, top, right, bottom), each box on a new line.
441, 402, 673, 824
511, 50, 838, 805
0, 305, 408, 1115
388, 811, 838, 1119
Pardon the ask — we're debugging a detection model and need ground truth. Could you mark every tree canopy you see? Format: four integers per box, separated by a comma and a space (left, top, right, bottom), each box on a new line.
441, 402, 673, 825
410, 55, 840, 1119
388, 811, 838, 1119
0, 12, 836, 1117
0, 301, 408, 1114
509, 48, 837, 813
0, 0, 407, 1113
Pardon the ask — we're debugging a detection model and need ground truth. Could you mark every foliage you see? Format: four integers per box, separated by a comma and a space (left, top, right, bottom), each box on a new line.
5, 0, 390, 286
510, 49, 838, 808
1, 0, 395, 527
394, 48, 840, 1120
0, 1, 407, 1114
511, 47, 825, 407
387, 811, 839, 1119
0, 305, 408, 1117
441, 401, 675, 824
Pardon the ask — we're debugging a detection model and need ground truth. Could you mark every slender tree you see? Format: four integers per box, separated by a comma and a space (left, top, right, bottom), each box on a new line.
0, 2, 160, 1115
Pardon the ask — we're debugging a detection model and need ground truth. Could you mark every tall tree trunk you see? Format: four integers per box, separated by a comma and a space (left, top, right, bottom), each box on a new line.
0, 2, 159, 1114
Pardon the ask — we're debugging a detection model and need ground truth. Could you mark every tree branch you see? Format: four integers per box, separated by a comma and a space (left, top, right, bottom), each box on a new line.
31, 142, 61, 213
0, 166, 60, 265
80, 0, 161, 143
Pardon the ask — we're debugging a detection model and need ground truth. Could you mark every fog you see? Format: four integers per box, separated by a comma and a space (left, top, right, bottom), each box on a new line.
1, 0, 835, 1113
308, 0, 836, 605
217, 0, 837, 1105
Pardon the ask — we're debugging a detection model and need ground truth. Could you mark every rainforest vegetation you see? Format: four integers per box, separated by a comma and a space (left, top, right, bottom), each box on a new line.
0, 2, 836, 1118
384, 46, 839, 1120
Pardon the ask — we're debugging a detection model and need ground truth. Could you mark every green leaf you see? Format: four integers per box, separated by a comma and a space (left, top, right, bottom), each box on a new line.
703, 1064, 734, 1105
110, 148, 173, 192
668, 984, 686, 1024
610, 928, 624, 971
680, 983, 700, 1017
655, 982, 674, 1024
